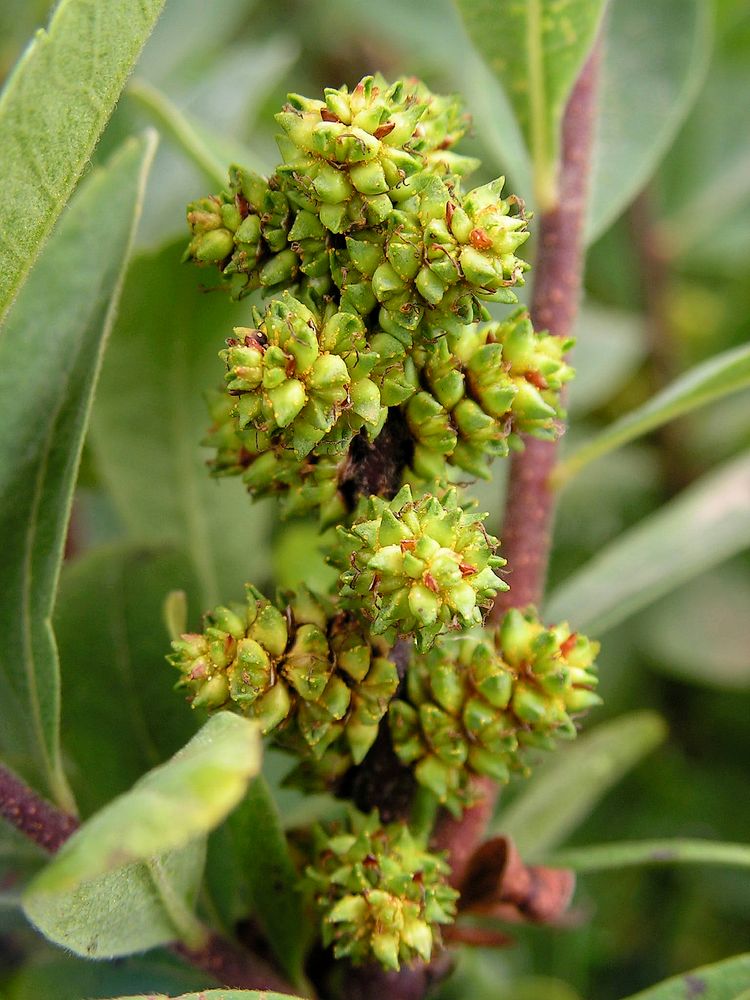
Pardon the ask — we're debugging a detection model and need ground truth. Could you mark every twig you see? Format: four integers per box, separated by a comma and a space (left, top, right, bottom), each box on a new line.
436, 36, 602, 895
0, 764, 295, 994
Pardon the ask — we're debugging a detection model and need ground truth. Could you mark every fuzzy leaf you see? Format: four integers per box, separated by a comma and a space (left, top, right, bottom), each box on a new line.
23, 714, 261, 957
494, 712, 667, 858
621, 954, 750, 1000
89, 239, 272, 607
0, 0, 165, 324
557, 342, 750, 484
0, 134, 157, 810
22, 843, 206, 959
454, 0, 606, 206
546, 451, 750, 634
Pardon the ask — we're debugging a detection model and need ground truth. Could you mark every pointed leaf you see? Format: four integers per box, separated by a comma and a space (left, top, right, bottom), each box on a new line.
89, 239, 272, 607
56, 544, 201, 817
620, 954, 750, 1000
0, 134, 157, 809
557, 342, 750, 484
22, 714, 261, 957
23, 842, 206, 959
454, 0, 606, 206
0, 0, 165, 324
546, 452, 750, 634
587, 0, 710, 242
494, 712, 667, 858
547, 839, 750, 873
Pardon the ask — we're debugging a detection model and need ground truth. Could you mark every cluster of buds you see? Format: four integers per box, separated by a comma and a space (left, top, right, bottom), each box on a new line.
389, 608, 601, 813
184, 75, 565, 519
330, 485, 507, 651
168, 584, 398, 765
177, 74, 597, 974
306, 811, 458, 969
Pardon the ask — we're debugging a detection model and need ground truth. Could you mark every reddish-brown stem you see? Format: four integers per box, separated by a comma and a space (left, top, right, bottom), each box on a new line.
0, 766, 79, 853
491, 43, 601, 621
0, 764, 294, 994
436, 39, 601, 886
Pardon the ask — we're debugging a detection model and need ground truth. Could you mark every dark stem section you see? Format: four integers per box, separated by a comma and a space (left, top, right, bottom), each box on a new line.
339, 407, 414, 509
0, 764, 294, 994
0, 766, 79, 853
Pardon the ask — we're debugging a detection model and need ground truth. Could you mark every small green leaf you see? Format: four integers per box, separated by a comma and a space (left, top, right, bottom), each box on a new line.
89, 239, 273, 607
23, 842, 206, 958
587, 0, 710, 242
229, 777, 310, 988
620, 954, 750, 1000
28, 714, 261, 894
494, 712, 667, 858
556, 342, 750, 485
55, 545, 201, 817
546, 451, 750, 634
22, 714, 261, 957
0, 0, 165, 324
0, 134, 157, 810
547, 839, 750, 873
454, 0, 606, 207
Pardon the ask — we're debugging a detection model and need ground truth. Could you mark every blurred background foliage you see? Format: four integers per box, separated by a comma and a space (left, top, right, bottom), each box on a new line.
1, 0, 749, 997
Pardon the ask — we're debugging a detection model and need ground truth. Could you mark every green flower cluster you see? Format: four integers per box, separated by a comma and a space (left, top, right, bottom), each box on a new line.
389, 608, 601, 813
183, 74, 570, 519
306, 811, 457, 970
168, 584, 398, 765
330, 485, 507, 651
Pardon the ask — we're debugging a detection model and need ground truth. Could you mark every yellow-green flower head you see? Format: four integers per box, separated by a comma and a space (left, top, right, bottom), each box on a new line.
330, 485, 507, 650
202, 390, 351, 527
477, 309, 575, 443
184, 166, 320, 301
221, 291, 383, 458
168, 586, 398, 765
306, 811, 457, 970
274, 75, 476, 237
389, 607, 601, 814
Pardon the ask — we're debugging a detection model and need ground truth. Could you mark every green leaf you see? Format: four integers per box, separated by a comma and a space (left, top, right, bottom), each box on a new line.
556, 342, 750, 485
547, 839, 750, 873
620, 954, 750, 1000
22, 714, 261, 957
587, 0, 710, 242
0, 133, 157, 810
494, 712, 667, 858
23, 840, 207, 959
228, 777, 310, 988
454, 0, 606, 207
546, 451, 750, 634
56, 544, 201, 817
0, 0, 165, 325
89, 239, 273, 607
106, 992, 304, 1000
